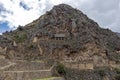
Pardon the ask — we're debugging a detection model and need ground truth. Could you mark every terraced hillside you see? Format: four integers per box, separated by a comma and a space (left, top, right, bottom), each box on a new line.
0, 4, 120, 80
0, 59, 61, 80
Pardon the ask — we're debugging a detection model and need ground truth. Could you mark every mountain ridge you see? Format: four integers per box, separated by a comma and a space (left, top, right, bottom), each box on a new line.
0, 4, 120, 62
0, 4, 120, 80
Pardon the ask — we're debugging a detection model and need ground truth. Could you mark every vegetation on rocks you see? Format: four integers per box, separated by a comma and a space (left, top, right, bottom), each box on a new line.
13, 32, 28, 43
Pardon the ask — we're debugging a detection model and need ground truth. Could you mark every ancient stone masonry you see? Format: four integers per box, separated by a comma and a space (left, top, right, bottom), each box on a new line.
38, 44, 43, 55
0, 47, 7, 59
71, 19, 77, 32
63, 62, 94, 70
33, 37, 38, 43
33, 30, 68, 41
62, 56, 120, 70
52, 34, 66, 40
0, 60, 54, 80
13, 41, 17, 47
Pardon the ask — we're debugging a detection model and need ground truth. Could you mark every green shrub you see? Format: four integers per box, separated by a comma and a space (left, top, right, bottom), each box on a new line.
13, 33, 27, 43
27, 44, 36, 50
114, 68, 120, 74
67, 40, 78, 48
56, 63, 66, 75
94, 68, 106, 77
17, 25, 23, 31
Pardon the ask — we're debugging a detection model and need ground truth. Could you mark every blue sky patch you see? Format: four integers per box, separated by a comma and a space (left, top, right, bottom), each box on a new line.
19, 1, 31, 10
0, 22, 11, 33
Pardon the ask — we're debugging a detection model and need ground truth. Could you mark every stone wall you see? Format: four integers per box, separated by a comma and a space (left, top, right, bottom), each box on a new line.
4, 60, 50, 71
62, 61, 120, 70
63, 62, 94, 70
0, 55, 5, 59
33, 37, 38, 43
0, 47, 7, 55
0, 70, 52, 80
109, 64, 120, 69
0, 60, 54, 80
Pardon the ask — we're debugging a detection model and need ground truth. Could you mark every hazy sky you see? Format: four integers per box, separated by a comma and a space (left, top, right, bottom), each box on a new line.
0, 0, 120, 34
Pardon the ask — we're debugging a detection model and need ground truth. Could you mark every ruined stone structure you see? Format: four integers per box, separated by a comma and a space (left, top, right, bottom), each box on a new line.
63, 62, 94, 70
13, 41, 17, 47
0, 60, 54, 80
33, 37, 38, 43
0, 47, 7, 59
52, 34, 66, 40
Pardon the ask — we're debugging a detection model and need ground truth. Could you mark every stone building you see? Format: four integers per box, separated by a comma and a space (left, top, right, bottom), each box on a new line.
32, 31, 53, 42
52, 34, 66, 40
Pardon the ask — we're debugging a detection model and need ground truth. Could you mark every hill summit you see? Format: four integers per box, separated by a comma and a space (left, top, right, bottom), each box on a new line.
1, 4, 120, 64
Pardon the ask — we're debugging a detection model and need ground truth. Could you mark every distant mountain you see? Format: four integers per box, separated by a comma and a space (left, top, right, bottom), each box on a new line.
1, 4, 120, 62
116, 32, 120, 37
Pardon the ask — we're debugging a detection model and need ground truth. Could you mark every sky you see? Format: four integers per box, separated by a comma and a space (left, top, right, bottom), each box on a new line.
0, 0, 120, 35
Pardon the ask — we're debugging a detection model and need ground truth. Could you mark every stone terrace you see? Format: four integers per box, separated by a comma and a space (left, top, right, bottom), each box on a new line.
4, 60, 51, 71
0, 59, 10, 68
0, 59, 54, 80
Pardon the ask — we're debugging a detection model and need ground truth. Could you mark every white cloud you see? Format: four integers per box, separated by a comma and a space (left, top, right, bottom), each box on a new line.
0, 0, 120, 32
0, 0, 47, 29
1, 0, 57, 29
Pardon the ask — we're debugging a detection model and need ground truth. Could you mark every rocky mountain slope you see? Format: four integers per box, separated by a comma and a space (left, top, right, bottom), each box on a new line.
1, 4, 120, 62
0, 4, 120, 80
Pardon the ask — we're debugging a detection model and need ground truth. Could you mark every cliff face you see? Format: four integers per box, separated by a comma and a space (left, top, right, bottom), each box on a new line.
0, 4, 120, 63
